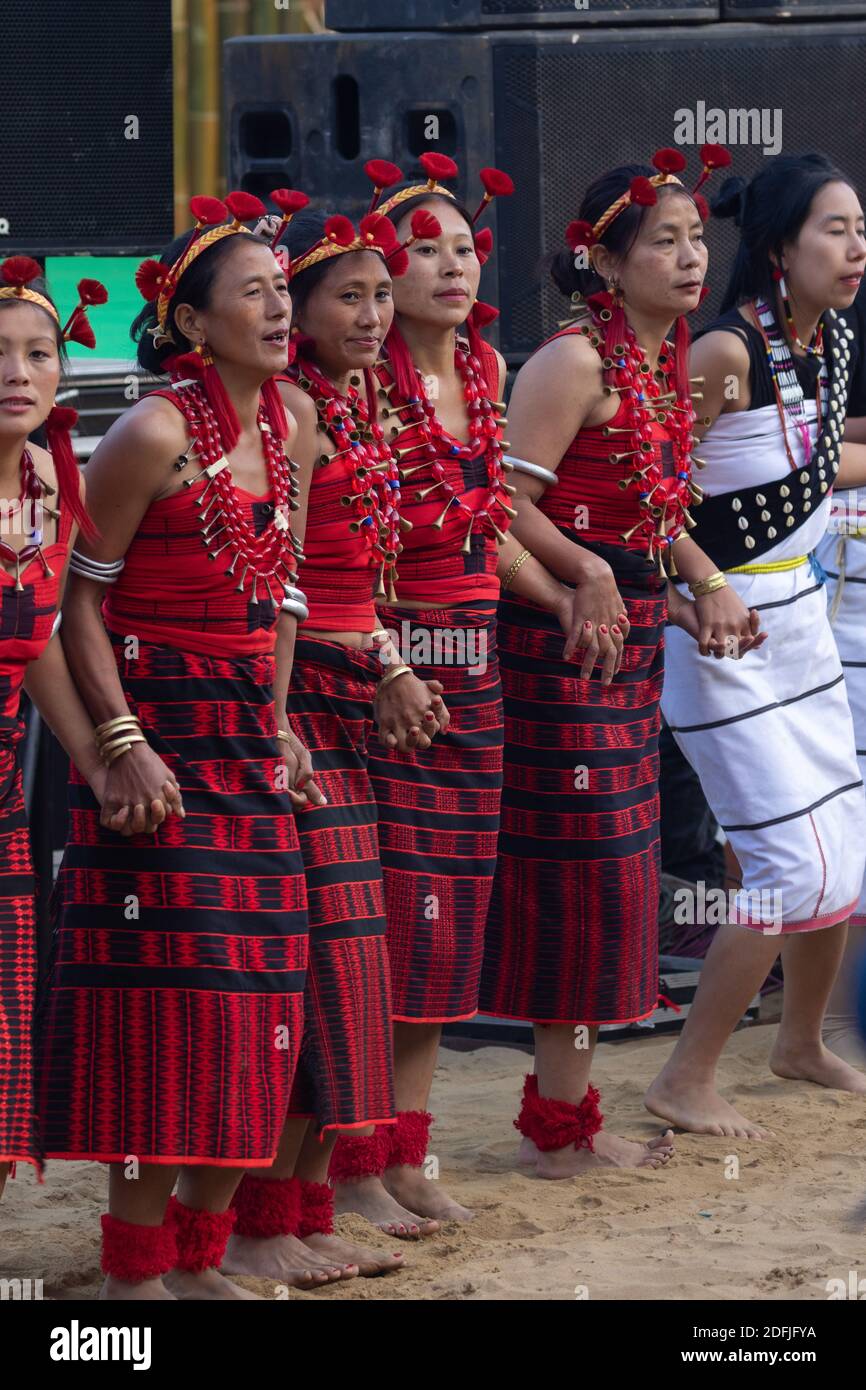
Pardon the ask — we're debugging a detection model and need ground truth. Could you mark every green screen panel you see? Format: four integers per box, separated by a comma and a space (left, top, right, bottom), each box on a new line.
45, 256, 145, 362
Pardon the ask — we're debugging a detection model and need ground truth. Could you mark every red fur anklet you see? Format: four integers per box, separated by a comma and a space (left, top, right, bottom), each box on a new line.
100, 1213, 177, 1283
514, 1074, 604, 1153
230, 1174, 301, 1239
329, 1129, 389, 1183
386, 1111, 432, 1169
167, 1196, 236, 1272
297, 1180, 335, 1238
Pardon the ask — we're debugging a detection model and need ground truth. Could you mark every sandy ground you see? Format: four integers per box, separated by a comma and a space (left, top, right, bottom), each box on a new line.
2, 1019, 865, 1302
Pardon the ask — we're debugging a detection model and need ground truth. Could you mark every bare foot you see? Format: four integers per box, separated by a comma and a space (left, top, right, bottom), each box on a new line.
222, 1232, 350, 1287
99, 1276, 176, 1301
645, 1071, 771, 1139
536, 1129, 675, 1178
302, 1232, 404, 1276
517, 1136, 538, 1166
383, 1164, 474, 1223
333, 1176, 440, 1239
164, 1267, 262, 1300
770, 1039, 866, 1093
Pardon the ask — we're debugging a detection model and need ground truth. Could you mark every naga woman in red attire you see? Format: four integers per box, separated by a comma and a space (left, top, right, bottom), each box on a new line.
328, 156, 586, 1232
478, 149, 765, 1174
223, 193, 452, 1278
0, 257, 110, 1195
37, 193, 313, 1299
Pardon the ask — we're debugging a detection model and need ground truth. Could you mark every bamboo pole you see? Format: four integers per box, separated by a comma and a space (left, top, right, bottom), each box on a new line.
189, 0, 221, 196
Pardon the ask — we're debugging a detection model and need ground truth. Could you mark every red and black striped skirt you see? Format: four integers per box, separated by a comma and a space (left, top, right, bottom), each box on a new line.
479, 551, 666, 1025
285, 636, 394, 1132
368, 603, 503, 1022
0, 716, 39, 1171
37, 639, 309, 1166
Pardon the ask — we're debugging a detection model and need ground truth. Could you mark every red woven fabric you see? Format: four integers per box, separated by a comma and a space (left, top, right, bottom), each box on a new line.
535, 326, 685, 555
100, 1212, 177, 1282
167, 1196, 236, 1272
231, 1174, 301, 1239
0, 488, 74, 1172
298, 1180, 335, 1237
514, 1074, 604, 1153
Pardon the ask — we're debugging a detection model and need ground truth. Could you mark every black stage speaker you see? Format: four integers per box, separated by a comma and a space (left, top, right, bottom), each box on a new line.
226, 24, 866, 363
2, 0, 173, 255
326, 0, 717, 27
723, 1, 866, 15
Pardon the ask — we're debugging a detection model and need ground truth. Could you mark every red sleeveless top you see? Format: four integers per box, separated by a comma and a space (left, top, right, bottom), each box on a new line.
537, 326, 692, 560
0, 480, 73, 722
283, 361, 402, 631
374, 338, 511, 605
103, 384, 298, 659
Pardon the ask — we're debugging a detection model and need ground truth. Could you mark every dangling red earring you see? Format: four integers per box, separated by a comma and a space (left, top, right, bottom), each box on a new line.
173, 341, 242, 453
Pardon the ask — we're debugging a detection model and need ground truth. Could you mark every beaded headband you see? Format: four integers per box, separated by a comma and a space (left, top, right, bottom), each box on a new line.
565, 145, 732, 255
0, 256, 108, 347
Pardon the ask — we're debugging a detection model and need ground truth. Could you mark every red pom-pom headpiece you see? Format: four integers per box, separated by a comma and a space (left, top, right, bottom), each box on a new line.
564, 144, 731, 258
376, 153, 514, 233
136, 189, 284, 340
289, 207, 411, 281
0, 255, 108, 349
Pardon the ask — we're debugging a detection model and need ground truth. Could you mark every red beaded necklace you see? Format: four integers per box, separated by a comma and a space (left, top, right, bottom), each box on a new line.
377, 337, 514, 548
0, 448, 59, 591
579, 306, 698, 570
291, 358, 407, 602
170, 379, 302, 604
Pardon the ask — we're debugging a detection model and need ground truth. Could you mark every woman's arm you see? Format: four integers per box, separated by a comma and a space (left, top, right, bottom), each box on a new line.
61, 397, 189, 833
670, 330, 766, 658
274, 382, 326, 806
502, 335, 629, 683
24, 634, 105, 800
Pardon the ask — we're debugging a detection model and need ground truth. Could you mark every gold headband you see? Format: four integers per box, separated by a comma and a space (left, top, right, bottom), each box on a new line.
377, 182, 455, 219
592, 172, 683, 243
0, 285, 61, 324
156, 223, 252, 331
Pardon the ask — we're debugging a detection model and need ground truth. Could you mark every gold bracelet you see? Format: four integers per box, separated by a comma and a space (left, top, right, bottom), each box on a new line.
688, 572, 728, 598
276, 729, 292, 745
502, 548, 532, 590
94, 713, 142, 741
102, 734, 147, 765
376, 663, 412, 694
370, 628, 389, 643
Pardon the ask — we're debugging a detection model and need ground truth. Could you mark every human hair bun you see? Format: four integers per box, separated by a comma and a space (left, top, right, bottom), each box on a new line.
711, 176, 747, 226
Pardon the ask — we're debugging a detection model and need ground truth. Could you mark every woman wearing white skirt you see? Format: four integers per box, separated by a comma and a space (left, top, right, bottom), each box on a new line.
646, 154, 866, 1138
815, 285, 866, 1063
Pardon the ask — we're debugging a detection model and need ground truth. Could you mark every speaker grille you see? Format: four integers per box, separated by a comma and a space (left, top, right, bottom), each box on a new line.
3, 2, 173, 253
483, 0, 711, 10
494, 30, 866, 356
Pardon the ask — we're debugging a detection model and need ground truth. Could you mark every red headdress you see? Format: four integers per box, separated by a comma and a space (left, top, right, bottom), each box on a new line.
0, 255, 109, 535
564, 145, 731, 400
135, 190, 297, 449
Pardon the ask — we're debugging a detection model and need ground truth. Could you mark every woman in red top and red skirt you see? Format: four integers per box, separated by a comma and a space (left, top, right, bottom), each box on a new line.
223, 197, 450, 1278
479, 151, 765, 1175
37, 194, 312, 1298
329, 157, 582, 1231
0, 257, 110, 1192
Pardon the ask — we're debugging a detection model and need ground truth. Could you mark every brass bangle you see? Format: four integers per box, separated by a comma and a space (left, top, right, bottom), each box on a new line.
276, 729, 292, 745
94, 713, 142, 741
376, 663, 412, 694
102, 734, 147, 765
688, 571, 728, 598
502, 548, 532, 590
